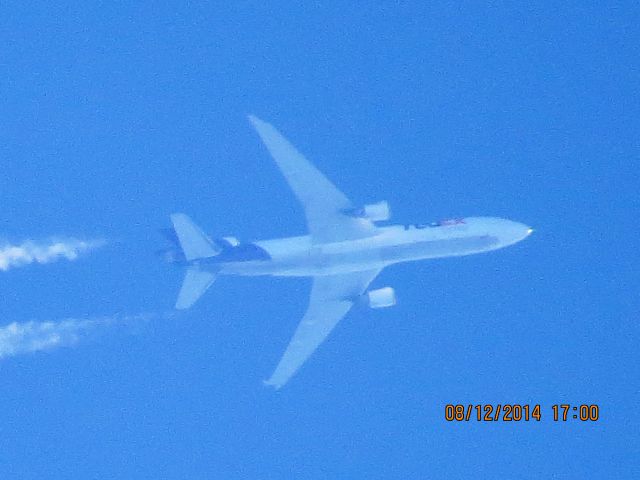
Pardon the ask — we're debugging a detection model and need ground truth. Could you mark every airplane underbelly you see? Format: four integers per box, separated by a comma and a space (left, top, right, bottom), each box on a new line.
217, 235, 500, 276
381, 235, 500, 261
219, 246, 385, 277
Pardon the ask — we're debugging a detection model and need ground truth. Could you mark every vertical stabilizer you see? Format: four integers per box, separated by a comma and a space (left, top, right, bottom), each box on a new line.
170, 213, 220, 261
175, 267, 217, 309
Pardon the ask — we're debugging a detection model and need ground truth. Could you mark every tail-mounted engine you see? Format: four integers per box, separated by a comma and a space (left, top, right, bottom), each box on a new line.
216, 236, 240, 248
343, 201, 391, 222
367, 287, 397, 309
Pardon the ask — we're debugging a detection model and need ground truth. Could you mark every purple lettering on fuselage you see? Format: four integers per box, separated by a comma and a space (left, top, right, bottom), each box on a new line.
403, 218, 465, 230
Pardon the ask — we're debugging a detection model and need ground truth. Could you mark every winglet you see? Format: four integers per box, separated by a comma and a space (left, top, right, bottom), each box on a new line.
247, 113, 263, 126
262, 378, 283, 390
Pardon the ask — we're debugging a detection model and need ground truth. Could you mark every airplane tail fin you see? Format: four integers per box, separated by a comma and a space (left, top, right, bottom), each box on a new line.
170, 213, 220, 261
175, 267, 217, 309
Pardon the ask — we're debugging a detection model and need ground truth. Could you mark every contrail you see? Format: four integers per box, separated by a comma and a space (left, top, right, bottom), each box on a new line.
0, 312, 174, 359
0, 238, 106, 271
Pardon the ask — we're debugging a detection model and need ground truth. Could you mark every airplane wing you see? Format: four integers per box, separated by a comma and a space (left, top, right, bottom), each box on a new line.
248, 115, 377, 243
264, 268, 382, 389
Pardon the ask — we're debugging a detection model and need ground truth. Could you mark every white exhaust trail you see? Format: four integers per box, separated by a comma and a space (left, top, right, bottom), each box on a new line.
0, 238, 106, 271
0, 312, 173, 359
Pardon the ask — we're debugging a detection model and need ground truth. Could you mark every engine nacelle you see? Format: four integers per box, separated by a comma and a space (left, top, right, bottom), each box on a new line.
222, 236, 240, 247
364, 201, 391, 222
367, 287, 397, 309
344, 201, 391, 222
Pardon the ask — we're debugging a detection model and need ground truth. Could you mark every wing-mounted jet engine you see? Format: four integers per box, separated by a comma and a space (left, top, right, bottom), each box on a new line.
366, 286, 397, 309
343, 201, 391, 222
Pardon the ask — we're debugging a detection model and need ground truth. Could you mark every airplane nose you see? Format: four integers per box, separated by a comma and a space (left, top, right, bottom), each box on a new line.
500, 220, 533, 246
466, 217, 532, 247
515, 222, 533, 242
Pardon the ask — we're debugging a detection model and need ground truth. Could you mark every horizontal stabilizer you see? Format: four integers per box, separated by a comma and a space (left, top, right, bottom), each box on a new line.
175, 267, 216, 310
170, 213, 220, 261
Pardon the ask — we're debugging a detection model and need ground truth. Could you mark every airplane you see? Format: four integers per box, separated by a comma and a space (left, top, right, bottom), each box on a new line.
160, 115, 533, 389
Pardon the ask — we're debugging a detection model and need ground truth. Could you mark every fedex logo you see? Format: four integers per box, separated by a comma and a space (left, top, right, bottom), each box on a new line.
403, 218, 466, 230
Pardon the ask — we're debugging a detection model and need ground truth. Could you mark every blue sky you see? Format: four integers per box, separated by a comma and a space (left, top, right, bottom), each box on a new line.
1, 2, 638, 478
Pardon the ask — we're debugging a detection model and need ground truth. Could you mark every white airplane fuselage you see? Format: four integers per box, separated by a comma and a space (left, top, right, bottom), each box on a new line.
166, 115, 534, 388
210, 216, 532, 278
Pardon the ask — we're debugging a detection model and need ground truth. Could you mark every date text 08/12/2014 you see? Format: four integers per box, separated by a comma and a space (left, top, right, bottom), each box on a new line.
444, 404, 600, 422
